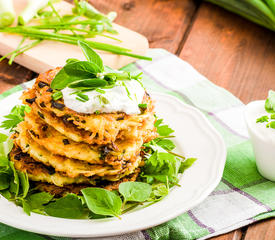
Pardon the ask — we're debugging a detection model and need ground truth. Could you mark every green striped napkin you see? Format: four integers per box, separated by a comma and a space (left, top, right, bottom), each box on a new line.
0, 49, 274, 240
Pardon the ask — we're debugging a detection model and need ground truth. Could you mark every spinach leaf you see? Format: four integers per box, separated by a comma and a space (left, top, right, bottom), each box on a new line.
88, 212, 110, 219
45, 194, 85, 219
9, 162, 20, 196
0, 189, 12, 200
0, 174, 10, 190
81, 188, 122, 218
18, 171, 29, 198
26, 192, 53, 213
22, 199, 31, 216
119, 182, 152, 203
78, 41, 104, 71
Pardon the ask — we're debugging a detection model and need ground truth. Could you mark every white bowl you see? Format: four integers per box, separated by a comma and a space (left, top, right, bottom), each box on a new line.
245, 100, 275, 181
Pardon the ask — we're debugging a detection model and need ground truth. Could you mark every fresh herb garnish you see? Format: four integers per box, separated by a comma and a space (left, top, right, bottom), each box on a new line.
95, 88, 106, 94
76, 92, 89, 102
119, 182, 152, 204
51, 91, 63, 101
138, 103, 147, 110
0, 105, 31, 131
256, 90, 275, 129
95, 95, 109, 105
0, 0, 151, 65
256, 116, 269, 123
81, 188, 122, 218
45, 194, 86, 219
51, 41, 143, 96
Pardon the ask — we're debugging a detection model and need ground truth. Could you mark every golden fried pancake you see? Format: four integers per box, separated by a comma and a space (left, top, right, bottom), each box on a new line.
21, 68, 157, 145
35, 169, 140, 196
9, 147, 96, 187
24, 111, 144, 165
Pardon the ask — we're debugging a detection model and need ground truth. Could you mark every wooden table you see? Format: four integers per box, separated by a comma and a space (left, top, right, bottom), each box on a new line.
0, 0, 274, 239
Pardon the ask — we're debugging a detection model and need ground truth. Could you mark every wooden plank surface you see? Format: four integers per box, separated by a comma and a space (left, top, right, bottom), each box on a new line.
91, 0, 198, 53
180, 2, 275, 103
0, 0, 274, 239
244, 218, 275, 240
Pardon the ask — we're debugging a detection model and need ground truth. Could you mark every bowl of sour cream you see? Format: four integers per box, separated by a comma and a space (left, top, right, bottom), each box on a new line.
245, 94, 275, 181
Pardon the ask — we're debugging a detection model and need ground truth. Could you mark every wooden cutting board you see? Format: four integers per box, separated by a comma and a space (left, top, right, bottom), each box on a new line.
0, 0, 149, 73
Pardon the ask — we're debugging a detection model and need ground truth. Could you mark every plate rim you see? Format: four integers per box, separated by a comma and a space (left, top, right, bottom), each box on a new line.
0, 91, 227, 238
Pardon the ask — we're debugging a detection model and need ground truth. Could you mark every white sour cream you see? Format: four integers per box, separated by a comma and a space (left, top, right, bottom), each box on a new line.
61, 80, 145, 115
245, 101, 275, 144
245, 100, 275, 181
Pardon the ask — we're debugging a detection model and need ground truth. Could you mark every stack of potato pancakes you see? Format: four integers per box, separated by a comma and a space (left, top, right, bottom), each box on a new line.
10, 68, 158, 196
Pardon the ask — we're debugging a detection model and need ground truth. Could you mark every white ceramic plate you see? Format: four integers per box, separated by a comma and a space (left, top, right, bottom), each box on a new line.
0, 90, 226, 238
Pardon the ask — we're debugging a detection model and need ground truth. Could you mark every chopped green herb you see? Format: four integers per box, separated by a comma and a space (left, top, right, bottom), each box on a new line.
95, 88, 106, 94
0, 105, 31, 131
51, 91, 63, 101
96, 95, 109, 105
256, 116, 269, 123
122, 81, 132, 100
95, 110, 100, 115
76, 92, 89, 102
265, 90, 275, 113
0, 1, 152, 65
267, 121, 275, 129
138, 103, 147, 110
257, 90, 275, 129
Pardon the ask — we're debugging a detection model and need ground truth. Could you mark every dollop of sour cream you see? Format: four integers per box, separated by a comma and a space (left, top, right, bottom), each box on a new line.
61, 80, 145, 115
246, 101, 275, 144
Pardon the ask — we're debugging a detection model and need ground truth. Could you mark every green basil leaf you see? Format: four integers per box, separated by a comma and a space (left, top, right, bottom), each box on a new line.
119, 182, 152, 203
78, 41, 104, 71
88, 212, 110, 219
51, 68, 91, 90
68, 78, 107, 89
18, 171, 29, 198
64, 61, 101, 76
156, 139, 175, 151
81, 187, 122, 217
26, 192, 53, 210
45, 194, 85, 219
